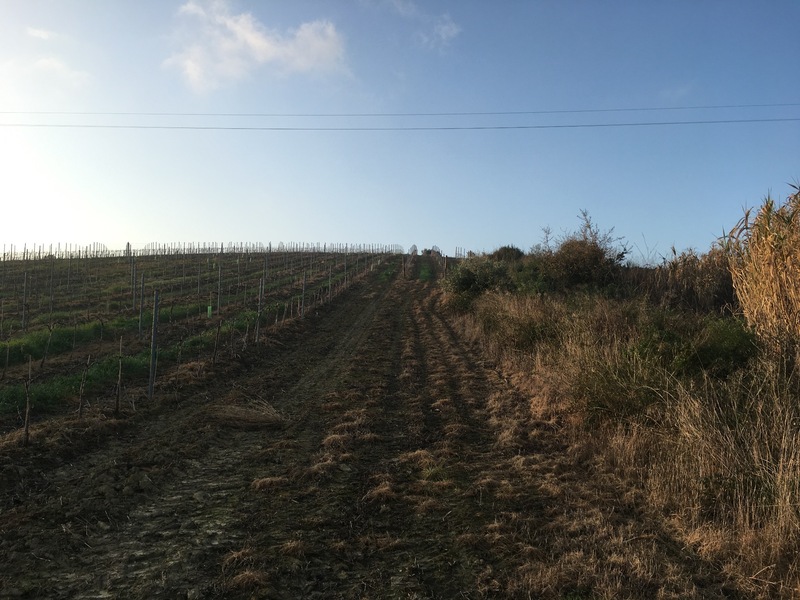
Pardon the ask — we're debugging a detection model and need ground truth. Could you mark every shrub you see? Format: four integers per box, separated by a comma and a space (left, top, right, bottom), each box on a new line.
490, 245, 524, 262
539, 211, 628, 293
442, 257, 512, 311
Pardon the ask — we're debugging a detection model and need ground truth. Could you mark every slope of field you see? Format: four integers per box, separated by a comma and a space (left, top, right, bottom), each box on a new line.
0, 255, 741, 599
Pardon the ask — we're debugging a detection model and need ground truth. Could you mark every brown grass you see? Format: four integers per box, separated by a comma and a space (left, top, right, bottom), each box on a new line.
251, 476, 288, 491
727, 186, 800, 354
221, 546, 255, 572
449, 253, 800, 595
206, 391, 284, 429
279, 539, 309, 558
229, 569, 268, 589
362, 479, 396, 503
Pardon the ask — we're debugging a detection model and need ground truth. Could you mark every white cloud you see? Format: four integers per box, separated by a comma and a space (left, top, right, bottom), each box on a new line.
165, 0, 348, 92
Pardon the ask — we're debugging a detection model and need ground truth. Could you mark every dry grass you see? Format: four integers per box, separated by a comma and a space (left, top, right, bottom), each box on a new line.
362, 478, 396, 503
221, 546, 255, 572
279, 539, 309, 558
251, 476, 288, 491
206, 388, 284, 429
229, 568, 268, 589
727, 186, 800, 355
449, 254, 800, 595
320, 432, 353, 449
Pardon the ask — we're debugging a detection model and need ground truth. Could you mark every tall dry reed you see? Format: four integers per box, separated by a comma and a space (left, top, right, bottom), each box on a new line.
727, 185, 800, 355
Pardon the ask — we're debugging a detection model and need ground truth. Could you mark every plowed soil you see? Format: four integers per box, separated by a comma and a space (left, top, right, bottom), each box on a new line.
0, 256, 741, 599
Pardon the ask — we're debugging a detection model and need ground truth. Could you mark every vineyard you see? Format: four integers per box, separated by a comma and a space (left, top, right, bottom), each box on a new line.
0, 244, 399, 432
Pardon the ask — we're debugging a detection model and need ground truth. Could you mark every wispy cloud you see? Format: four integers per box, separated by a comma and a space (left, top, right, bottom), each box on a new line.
33, 57, 90, 87
658, 83, 694, 104
26, 27, 55, 41
0, 56, 89, 107
164, 0, 348, 92
419, 14, 461, 50
368, 0, 462, 50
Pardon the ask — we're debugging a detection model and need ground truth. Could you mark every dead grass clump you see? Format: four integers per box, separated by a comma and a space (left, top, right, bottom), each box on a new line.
306, 454, 338, 477
330, 411, 366, 434
163, 359, 210, 386
251, 476, 288, 491
321, 432, 353, 449
430, 397, 452, 411
279, 539, 309, 558
362, 480, 396, 503
229, 569, 268, 589
221, 546, 255, 572
320, 400, 343, 412
398, 449, 436, 469
410, 496, 444, 514
206, 393, 284, 429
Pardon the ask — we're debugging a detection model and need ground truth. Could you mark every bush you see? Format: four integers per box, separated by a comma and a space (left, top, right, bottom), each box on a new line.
538, 212, 628, 293
636, 311, 756, 378
442, 258, 512, 311
490, 245, 524, 262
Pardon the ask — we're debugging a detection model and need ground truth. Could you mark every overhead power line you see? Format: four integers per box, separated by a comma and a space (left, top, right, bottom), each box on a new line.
1, 102, 799, 118
0, 117, 799, 131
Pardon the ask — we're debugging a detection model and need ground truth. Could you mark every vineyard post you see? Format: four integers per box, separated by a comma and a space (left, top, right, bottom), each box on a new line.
115, 336, 122, 416
78, 354, 90, 419
217, 261, 222, 315
255, 277, 264, 343
40, 323, 53, 368
147, 289, 160, 402
21, 271, 27, 332
328, 265, 332, 303
48, 255, 54, 317
301, 271, 306, 319
137, 272, 145, 338
2, 338, 8, 380
132, 259, 137, 311
23, 356, 31, 446
213, 319, 222, 366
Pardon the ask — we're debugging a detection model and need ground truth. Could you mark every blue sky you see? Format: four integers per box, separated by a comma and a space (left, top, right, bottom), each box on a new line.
1, 1, 798, 260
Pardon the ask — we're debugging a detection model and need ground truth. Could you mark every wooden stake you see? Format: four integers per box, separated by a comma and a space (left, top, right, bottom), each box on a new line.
23, 356, 31, 446
78, 354, 90, 419
115, 336, 123, 416
147, 289, 160, 401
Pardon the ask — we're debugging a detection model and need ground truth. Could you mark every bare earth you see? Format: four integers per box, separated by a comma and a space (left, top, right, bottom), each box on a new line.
0, 257, 742, 599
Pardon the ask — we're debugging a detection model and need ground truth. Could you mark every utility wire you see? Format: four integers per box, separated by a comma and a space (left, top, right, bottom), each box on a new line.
1, 102, 799, 118
1, 117, 799, 131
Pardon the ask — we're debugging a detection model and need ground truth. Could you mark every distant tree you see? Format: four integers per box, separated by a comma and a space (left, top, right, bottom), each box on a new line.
490, 245, 524, 262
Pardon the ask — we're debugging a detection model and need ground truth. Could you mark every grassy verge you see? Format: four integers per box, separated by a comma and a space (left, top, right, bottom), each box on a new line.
443, 199, 800, 596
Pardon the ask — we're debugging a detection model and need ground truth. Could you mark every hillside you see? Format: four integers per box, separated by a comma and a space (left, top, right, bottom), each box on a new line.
0, 254, 742, 598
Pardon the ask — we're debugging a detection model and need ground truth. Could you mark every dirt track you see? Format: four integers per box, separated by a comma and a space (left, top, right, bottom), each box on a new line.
0, 256, 742, 599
